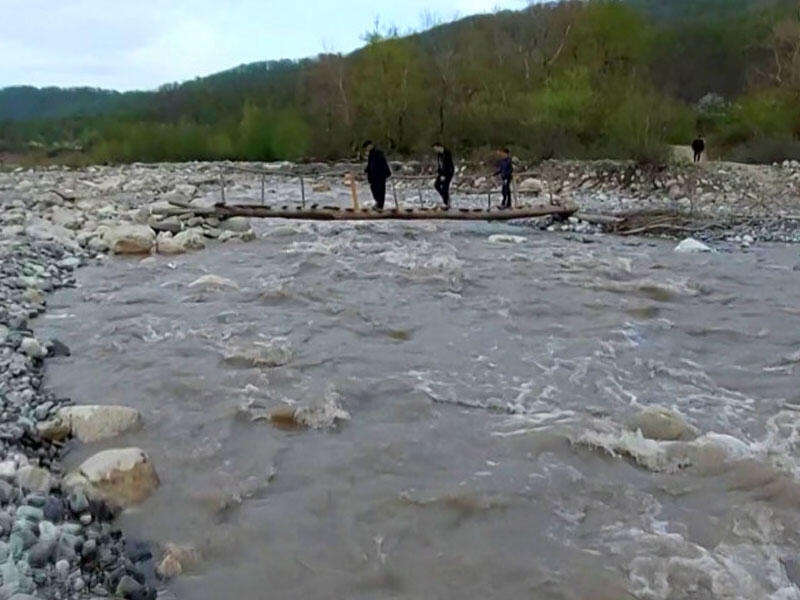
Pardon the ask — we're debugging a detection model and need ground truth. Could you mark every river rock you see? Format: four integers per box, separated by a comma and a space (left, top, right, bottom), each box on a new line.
674, 238, 712, 254
173, 229, 206, 251
25, 220, 79, 249
517, 178, 544, 193
87, 235, 110, 254
15, 466, 55, 494
36, 419, 71, 443
156, 543, 201, 580
56, 405, 141, 443
156, 229, 205, 255
19, 338, 46, 359
218, 217, 251, 232
223, 338, 293, 368
188, 275, 239, 291
64, 448, 160, 509
104, 225, 156, 255
50, 207, 84, 230
149, 216, 183, 234
627, 406, 697, 441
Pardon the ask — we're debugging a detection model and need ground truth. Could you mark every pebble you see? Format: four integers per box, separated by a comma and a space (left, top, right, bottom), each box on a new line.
55, 558, 69, 580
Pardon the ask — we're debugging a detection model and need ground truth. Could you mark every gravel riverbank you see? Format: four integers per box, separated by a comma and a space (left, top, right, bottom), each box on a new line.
1, 239, 158, 599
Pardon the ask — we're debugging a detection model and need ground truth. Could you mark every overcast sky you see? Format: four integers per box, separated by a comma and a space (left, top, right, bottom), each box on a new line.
0, 0, 527, 91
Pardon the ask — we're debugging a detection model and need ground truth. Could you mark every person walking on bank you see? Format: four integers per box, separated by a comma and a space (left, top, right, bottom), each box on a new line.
433, 143, 455, 209
692, 135, 706, 163
494, 147, 514, 209
363, 140, 392, 210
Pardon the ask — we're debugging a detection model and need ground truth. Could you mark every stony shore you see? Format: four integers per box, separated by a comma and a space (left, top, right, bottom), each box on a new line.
1, 158, 799, 598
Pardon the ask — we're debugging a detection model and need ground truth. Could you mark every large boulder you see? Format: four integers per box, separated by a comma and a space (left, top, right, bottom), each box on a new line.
104, 225, 155, 255
64, 448, 159, 509
56, 405, 142, 443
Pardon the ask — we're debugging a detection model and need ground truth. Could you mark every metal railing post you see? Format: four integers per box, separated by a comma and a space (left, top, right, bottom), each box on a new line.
300, 176, 306, 208
261, 174, 265, 204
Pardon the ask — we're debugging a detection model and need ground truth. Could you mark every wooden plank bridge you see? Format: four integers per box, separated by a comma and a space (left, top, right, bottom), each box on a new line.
199, 202, 578, 222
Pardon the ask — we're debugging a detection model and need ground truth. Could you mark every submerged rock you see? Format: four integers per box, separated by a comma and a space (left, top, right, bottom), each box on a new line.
64, 448, 160, 509
223, 338, 293, 368
156, 543, 202, 580
188, 274, 239, 291
674, 238, 712, 254
627, 406, 698, 441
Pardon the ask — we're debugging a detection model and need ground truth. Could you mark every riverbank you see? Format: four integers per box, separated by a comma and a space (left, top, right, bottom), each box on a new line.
3, 159, 800, 254
0, 239, 159, 599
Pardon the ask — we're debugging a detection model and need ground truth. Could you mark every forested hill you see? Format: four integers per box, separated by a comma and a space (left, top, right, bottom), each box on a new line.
2, 0, 799, 164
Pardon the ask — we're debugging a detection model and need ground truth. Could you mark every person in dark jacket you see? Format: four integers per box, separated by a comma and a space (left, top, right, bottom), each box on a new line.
494, 147, 514, 209
692, 135, 705, 163
363, 140, 392, 209
432, 143, 455, 209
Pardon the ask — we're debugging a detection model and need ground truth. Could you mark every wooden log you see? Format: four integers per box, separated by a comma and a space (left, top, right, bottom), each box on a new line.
198, 202, 578, 222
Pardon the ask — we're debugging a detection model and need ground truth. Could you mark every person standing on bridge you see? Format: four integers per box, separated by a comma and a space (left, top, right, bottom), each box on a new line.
363, 140, 392, 210
692, 135, 706, 163
433, 143, 455, 209
494, 147, 514, 209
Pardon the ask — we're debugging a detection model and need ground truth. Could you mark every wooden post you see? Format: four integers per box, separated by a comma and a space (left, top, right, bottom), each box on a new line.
220, 172, 226, 204
348, 172, 359, 210
260, 174, 265, 204
391, 178, 399, 209
300, 176, 306, 208
487, 192, 491, 211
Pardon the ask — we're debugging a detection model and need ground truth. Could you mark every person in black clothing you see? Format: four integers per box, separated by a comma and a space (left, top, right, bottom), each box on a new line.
363, 140, 392, 209
692, 135, 705, 163
494, 147, 514, 209
432, 143, 455, 209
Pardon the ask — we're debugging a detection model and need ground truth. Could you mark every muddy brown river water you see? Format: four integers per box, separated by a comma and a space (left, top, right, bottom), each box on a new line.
36, 217, 800, 600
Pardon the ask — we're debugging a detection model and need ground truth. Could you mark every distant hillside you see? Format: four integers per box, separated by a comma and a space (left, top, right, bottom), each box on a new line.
1, 0, 798, 164
0, 86, 148, 122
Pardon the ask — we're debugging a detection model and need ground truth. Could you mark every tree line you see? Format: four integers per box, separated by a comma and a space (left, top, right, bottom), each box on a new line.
2, 0, 800, 165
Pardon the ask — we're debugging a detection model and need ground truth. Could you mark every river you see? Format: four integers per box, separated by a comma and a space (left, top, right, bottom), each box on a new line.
36, 216, 800, 600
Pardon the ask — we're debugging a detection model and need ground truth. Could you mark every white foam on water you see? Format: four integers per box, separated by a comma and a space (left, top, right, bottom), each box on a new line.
293, 390, 351, 430
574, 420, 763, 474
488, 234, 527, 245
606, 504, 800, 600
